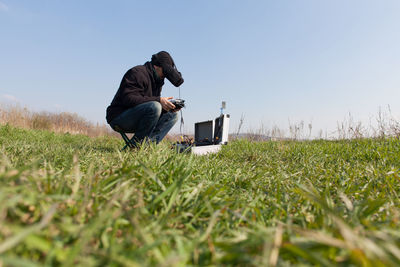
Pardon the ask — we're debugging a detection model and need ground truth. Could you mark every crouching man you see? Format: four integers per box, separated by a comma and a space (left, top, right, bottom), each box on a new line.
106, 51, 184, 147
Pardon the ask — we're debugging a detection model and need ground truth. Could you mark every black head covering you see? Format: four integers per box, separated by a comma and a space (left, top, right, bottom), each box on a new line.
151, 51, 175, 67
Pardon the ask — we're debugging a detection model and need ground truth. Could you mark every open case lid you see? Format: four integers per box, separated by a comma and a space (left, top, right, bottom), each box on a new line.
194, 120, 214, 145
214, 114, 230, 144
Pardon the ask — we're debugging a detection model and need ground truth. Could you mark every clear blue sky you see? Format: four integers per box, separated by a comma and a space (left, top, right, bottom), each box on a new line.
1, 1, 399, 136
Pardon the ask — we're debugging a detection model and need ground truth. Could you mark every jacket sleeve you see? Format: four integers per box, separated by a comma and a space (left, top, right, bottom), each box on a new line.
120, 69, 160, 107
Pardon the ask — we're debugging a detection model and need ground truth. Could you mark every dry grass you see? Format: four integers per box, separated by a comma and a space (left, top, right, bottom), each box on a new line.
0, 104, 117, 137
335, 108, 400, 140
2, 104, 399, 141
234, 107, 400, 141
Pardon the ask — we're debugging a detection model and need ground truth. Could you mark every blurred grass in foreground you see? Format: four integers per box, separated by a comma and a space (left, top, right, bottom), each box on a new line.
0, 124, 399, 266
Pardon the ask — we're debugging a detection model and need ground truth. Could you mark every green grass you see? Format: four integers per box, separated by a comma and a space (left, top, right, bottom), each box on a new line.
0, 124, 400, 266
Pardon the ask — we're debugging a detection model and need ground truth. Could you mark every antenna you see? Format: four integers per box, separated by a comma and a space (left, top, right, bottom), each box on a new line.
220, 101, 226, 115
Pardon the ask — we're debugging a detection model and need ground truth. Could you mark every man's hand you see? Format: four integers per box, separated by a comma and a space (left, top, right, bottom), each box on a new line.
160, 97, 176, 112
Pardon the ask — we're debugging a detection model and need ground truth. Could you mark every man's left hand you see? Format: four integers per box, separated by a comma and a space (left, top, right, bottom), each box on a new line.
160, 97, 176, 111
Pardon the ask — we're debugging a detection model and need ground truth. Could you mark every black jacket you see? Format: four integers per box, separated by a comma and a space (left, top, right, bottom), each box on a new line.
106, 62, 164, 123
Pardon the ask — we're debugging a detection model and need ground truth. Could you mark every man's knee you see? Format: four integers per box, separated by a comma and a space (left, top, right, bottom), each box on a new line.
146, 101, 162, 117
170, 111, 179, 124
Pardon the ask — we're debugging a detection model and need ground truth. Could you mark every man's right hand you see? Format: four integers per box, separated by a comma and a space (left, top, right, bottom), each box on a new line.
160, 97, 176, 111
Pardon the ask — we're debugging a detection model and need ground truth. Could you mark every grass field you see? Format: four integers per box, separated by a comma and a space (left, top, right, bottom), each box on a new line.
0, 124, 400, 266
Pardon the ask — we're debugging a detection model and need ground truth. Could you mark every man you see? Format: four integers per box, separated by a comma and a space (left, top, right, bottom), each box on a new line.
106, 51, 184, 147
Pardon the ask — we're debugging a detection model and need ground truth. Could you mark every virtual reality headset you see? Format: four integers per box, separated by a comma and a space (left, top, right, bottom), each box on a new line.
162, 64, 184, 87
151, 52, 184, 87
